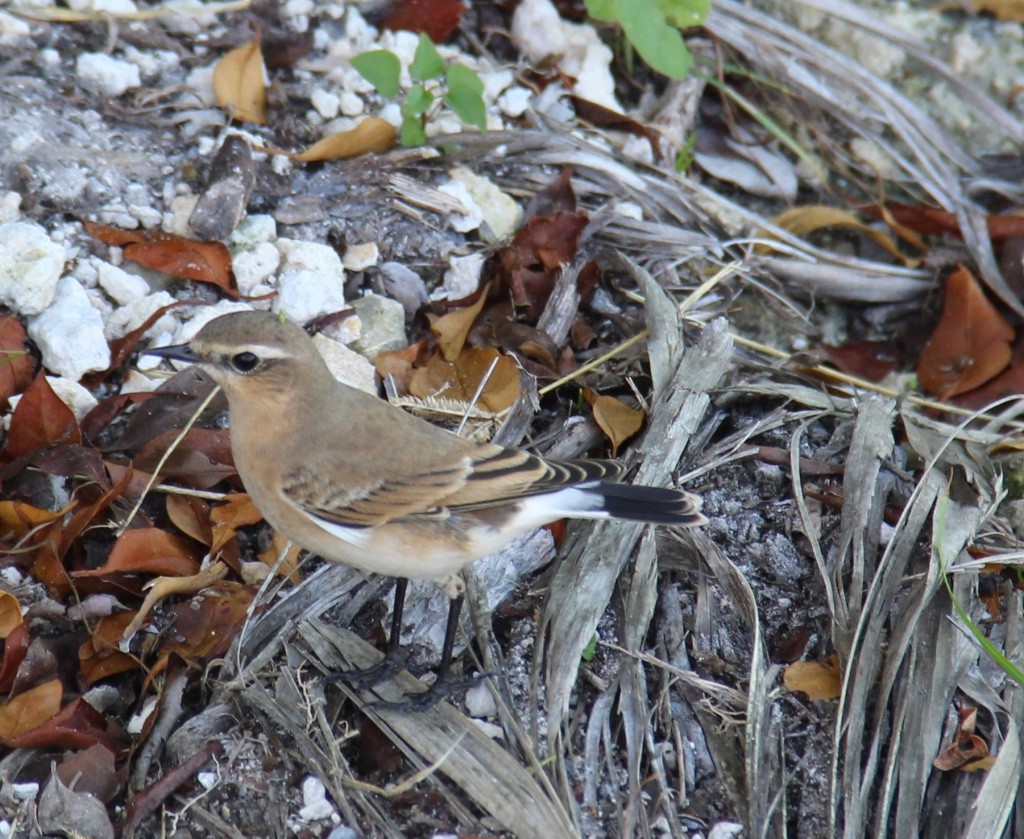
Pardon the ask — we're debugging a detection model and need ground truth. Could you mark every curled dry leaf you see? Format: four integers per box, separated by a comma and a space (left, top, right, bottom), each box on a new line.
763, 205, 920, 266
583, 390, 644, 456
8, 696, 125, 752
294, 117, 398, 162
916, 265, 1014, 400
0, 500, 71, 542
84, 221, 236, 296
72, 528, 201, 579
165, 494, 213, 546
782, 653, 842, 701
0, 678, 62, 742
79, 612, 140, 685
213, 37, 267, 124
121, 561, 230, 643
209, 493, 264, 555
430, 285, 489, 361
0, 592, 22, 639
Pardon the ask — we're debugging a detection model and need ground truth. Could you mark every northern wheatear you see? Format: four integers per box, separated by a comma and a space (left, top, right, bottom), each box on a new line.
146, 310, 705, 703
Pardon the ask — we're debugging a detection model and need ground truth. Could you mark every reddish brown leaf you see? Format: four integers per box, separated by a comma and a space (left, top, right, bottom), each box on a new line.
569, 96, 653, 144
869, 203, 1024, 241
934, 734, 990, 771
151, 582, 254, 675
166, 494, 213, 546
524, 166, 577, 219
56, 744, 122, 803
0, 622, 30, 693
84, 221, 236, 296
916, 266, 1015, 400
87, 299, 189, 386
8, 696, 126, 753
0, 314, 34, 407
134, 427, 236, 489
73, 528, 202, 579
79, 612, 141, 685
4, 372, 82, 460
373, 340, 431, 395
818, 341, 900, 383
0, 678, 62, 742
380, 0, 465, 42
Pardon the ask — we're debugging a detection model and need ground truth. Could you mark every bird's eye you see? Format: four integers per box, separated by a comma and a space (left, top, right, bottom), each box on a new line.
230, 351, 260, 373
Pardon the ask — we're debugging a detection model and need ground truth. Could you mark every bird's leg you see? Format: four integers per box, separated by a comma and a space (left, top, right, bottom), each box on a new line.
327, 578, 410, 687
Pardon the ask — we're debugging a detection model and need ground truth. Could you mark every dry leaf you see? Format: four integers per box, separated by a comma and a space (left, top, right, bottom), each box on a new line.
584, 390, 644, 456
916, 265, 1014, 400
783, 653, 842, 701
73, 528, 202, 579
408, 347, 520, 413
0, 592, 22, 639
431, 286, 489, 361
213, 38, 267, 124
764, 205, 919, 266
0, 679, 62, 742
0, 314, 34, 407
970, 1, 1024, 24
3, 372, 81, 459
257, 530, 302, 584
79, 612, 140, 685
381, 0, 466, 41
209, 493, 264, 555
294, 118, 397, 162
166, 494, 213, 546
121, 561, 230, 642
0, 500, 71, 542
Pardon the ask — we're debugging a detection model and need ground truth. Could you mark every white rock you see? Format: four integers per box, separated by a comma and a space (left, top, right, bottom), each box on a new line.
479, 69, 514, 102
511, 0, 620, 112
447, 168, 521, 242
469, 718, 505, 739
184, 64, 217, 107
233, 243, 280, 296
437, 180, 483, 232
166, 193, 199, 236
274, 238, 347, 323
0, 12, 30, 46
231, 214, 277, 247
103, 291, 178, 340
10, 783, 38, 802
298, 776, 334, 822
127, 697, 158, 735
708, 822, 745, 839
40, 376, 99, 420
311, 88, 341, 120
465, 682, 497, 717
0, 192, 21, 224
28, 277, 110, 380
342, 242, 379, 272
96, 259, 150, 305
312, 334, 376, 394
0, 221, 66, 315
439, 253, 485, 301
76, 52, 142, 97
338, 90, 364, 117
498, 86, 532, 117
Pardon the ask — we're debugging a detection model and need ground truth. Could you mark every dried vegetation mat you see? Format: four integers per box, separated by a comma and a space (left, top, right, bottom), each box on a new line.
3, 0, 1024, 837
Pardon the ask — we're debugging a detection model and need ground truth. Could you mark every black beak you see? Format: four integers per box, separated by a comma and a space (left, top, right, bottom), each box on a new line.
144, 342, 201, 363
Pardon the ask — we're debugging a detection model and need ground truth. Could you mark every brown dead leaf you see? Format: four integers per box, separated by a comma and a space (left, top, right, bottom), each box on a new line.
783, 653, 842, 701
373, 340, 431, 395
166, 494, 213, 546
0, 623, 29, 693
380, 0, 466, 41
916, 265, 1015, 400
209, 493, 264, 555
0, 500, 71, 542
79, 612, 140, 685
817, 340, 900, 383
970, 0, 1024, 21
121, 562, 230, 643
56, 744, 122, 803
408, 347, 520, 413
0, 678, 62, 742
0, 592, 22, 640
294, 118, 397, 162
583, 390, 644, 456
134, 427, 236, 489
84, 221, 236, 296
257, 530, 302, 583
3, 372, 81, 460
73, 528, 202, 580
0, 314, 34, 407
8, 696, 125, 753
431, 285, 490, 361
213, 37, 267, 124
764, 205, 919, 266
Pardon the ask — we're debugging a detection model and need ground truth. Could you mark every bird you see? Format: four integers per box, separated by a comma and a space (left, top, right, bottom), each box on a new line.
145, 310, 705, 705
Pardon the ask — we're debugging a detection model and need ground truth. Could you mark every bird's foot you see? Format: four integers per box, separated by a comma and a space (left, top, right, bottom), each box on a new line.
324, 649, 408, 689
364, 670, 494, 712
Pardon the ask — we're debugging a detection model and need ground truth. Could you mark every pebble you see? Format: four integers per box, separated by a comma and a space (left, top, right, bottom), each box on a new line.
342, 242, 379, 272
312, 333, 376, 394
298, 776, 334, 822
440, 253, 485, 300
348, 293, 407, 357
0, 221, 66, 315
28, 276, 111, 381
273, 238, 347, 323
75, 52, 142, 97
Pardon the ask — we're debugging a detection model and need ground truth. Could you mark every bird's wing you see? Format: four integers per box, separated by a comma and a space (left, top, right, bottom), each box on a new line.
281, 447, 624, 526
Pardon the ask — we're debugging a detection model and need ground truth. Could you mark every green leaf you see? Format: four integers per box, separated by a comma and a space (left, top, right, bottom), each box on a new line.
584, 0, 617, 21
404, 83, 435, 117
616, 0, 691, 79
443, 64, 486, 130
400, 114, 426, 146
409, 33, 445, 81
659, 0, 711, 29
352, 50, 401, 98
581, 632, 598, 661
